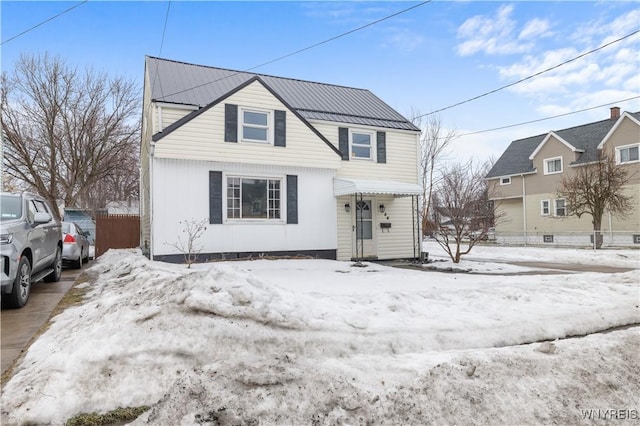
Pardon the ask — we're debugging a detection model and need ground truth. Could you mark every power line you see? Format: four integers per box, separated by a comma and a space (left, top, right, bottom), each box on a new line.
1, 1, 89, 46
158, 1, 432, 101
413, 29, 640, 120
454, 96, 640, 139
155, 1, 172, 100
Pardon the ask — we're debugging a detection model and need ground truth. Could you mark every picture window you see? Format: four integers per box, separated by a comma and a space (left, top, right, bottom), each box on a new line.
226, 177, 281, 220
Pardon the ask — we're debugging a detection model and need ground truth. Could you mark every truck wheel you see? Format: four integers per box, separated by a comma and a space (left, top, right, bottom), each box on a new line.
9, 257, 31, 308
44, 246, 62, 283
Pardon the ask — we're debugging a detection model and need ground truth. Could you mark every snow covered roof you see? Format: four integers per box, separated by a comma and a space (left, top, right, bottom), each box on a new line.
333, 178, 423, 197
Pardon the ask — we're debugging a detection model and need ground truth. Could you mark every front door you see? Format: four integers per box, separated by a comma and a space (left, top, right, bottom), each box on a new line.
353, 199, 376, 259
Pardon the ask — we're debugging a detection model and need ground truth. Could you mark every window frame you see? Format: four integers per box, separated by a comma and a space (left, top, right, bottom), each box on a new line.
349, 129, 376, 161
544, 156, 563, 175
239, 108, 272, 144
540, 199, 550, 216
500, 176, 512, 185
615, 143, 640, 165
554, 198, 566, 217
225, 175, 283, 222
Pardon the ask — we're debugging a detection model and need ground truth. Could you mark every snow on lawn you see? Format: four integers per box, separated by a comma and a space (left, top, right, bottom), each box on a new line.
1, 247, 639, 425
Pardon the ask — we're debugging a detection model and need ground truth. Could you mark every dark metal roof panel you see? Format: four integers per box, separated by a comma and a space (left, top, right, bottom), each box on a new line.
146, 56, 420, 132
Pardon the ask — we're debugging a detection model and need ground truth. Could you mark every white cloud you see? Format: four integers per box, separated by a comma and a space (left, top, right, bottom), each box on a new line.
518, 18, 552, 40
456, 5, 536, 56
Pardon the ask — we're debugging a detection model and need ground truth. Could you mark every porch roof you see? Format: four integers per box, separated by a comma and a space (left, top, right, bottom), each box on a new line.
333, 178, 423, 197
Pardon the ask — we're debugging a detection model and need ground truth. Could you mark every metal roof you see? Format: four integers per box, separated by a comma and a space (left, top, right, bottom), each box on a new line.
486, 111, 640, 178
334, 178, 423, 197
146, 56, 420, 132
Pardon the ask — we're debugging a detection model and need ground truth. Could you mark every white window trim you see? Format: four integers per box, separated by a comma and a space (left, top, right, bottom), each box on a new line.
349, 129, 376, 161
615, 143, 640, 165
224, 174, 284, 223
544, 156, 563, 175
540, 199, 550, 216
500, 176, 512, 185
554, 198, 566, 217
239, 107, 272, 144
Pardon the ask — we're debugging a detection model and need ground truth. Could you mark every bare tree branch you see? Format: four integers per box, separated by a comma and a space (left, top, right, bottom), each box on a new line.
1, 53, 140, 219
557, 148, 635, 248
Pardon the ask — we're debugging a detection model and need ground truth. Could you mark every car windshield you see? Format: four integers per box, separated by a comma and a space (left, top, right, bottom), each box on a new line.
1, 195, 22, 221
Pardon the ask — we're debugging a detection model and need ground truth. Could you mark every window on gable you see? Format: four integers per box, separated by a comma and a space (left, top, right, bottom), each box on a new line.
500, 177, 511, 185
616, 144, 639, 164
226, 177, 281, 220
544, 157, 563, 174
241, 109, 270, 143
541, 200, 550, 216
350, 131, 374, 160
554, 199, 566, 217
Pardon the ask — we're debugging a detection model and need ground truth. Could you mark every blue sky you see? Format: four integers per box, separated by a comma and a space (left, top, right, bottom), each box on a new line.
2, 1, 639, 162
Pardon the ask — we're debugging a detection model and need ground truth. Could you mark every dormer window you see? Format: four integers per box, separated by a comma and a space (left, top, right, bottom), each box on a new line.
544, 157, 563, 175
616, 144, 639, 164
241, 109, 270, 143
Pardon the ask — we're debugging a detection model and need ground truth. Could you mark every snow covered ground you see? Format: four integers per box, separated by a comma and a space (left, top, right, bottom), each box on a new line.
1, 244, 639, 425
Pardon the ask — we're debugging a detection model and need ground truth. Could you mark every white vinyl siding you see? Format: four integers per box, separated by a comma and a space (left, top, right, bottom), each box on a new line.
157, 105, 198, 132
153, 81, 341, 170
151, 158, 337, 257
335, 194, 417, 261
312, 121, 420, 183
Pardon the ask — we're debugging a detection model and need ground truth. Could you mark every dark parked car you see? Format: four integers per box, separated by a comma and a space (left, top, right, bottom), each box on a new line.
61, 221, 90, 269
1, 192, 63, 308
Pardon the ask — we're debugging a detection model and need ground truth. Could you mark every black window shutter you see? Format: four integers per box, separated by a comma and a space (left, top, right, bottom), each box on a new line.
286, 175, 298, 224
224, 104, 238, 143
209, 171, 223, 224
338, 127, 349, 161
274, 110, 286, 147
376, 131, 386, 164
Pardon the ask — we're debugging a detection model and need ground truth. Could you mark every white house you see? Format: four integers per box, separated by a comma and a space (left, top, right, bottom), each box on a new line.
140, 57, 422, 262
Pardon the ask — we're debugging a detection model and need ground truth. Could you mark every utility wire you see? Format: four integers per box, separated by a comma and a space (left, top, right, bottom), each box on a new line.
157, 0, 432, 101
155, 1, 172, 100
453, 96, 640, 140
1, 1, 89, 46
412, 29, 640, 120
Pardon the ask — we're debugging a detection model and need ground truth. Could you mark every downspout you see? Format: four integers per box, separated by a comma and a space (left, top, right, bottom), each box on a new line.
149, 142, 155, 261
521, 174, 527, 246
608, 210, 612, 242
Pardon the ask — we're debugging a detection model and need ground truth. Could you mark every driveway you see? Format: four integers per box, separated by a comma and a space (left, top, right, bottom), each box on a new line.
1, 266, 84, 376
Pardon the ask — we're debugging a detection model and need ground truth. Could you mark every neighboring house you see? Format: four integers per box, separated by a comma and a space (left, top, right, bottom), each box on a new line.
486, 107, 640, 247
140, 57, 423, 262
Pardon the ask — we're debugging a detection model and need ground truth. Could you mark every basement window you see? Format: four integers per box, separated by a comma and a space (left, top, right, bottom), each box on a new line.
543, 235, 554, 243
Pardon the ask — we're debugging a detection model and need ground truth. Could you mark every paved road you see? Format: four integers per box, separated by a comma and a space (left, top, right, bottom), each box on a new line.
1, 266, 83, 376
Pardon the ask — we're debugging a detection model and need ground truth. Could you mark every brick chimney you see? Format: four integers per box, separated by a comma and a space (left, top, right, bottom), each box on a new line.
610, 106, 620, 120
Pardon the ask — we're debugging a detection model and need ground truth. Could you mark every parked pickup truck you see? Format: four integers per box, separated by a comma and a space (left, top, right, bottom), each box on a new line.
1, 192, 63, 308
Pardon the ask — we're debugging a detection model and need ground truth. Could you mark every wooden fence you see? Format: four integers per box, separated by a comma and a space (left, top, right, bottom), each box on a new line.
95, 214, 140, 258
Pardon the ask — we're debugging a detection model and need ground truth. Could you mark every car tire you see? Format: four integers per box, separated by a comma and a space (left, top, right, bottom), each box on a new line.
73, 249, 83, 269
8, 256, 31, 309
44, 246, 62, 283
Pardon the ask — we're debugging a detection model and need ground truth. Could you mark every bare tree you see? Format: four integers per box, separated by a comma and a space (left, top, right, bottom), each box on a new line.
1, 53, 140, 219
165, 219, 208, 268
557, 149, 635, 249
432, 160, 499, 263
410, 109, 456, 236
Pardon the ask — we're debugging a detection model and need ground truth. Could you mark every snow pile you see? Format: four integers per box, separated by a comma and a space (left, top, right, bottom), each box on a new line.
1, 249, 639, 425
